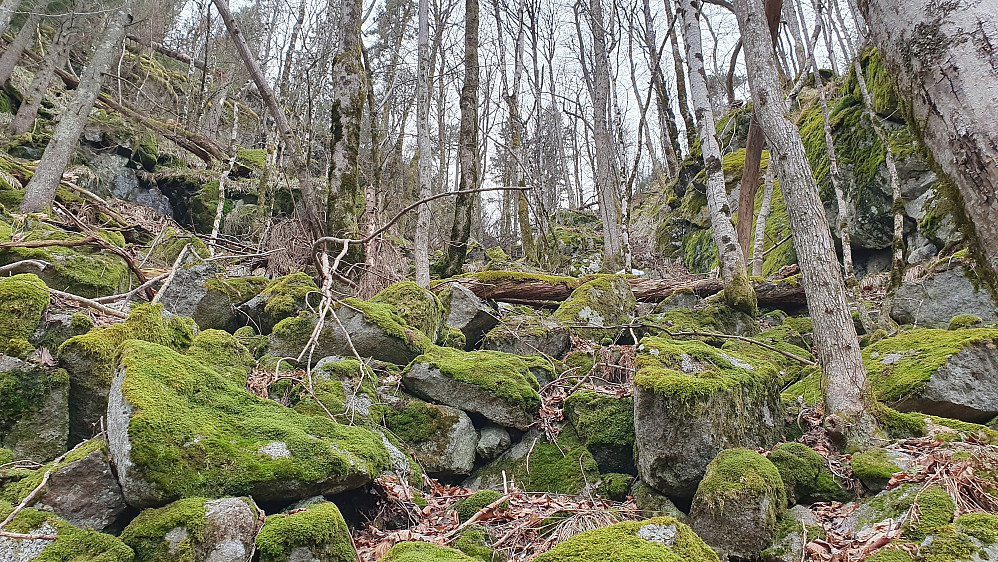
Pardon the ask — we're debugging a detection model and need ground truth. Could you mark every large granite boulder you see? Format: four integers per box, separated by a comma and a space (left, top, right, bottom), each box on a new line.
255, 500, 355, 562
633, 336, 783, 497
267, 298, 431, 366
864, 328, 998, 422
552, 275, 637, 340
439, 283, 499, 350
122, 497, 258, 561
370, 280, 444, 341
0, 356, 68, 462
401, 346, 547, 430
890, 262, 998, 328
384, 398, 477, 476
157, 262, 267, 331
107, 340, 389, 507
532, 517, 720, 562
0, 504, 132, 562
690, 449, 787, 560
237, 272, 317, 335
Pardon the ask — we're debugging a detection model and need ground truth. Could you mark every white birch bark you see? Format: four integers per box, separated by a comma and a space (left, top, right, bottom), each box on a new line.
752, 152, 775, 277
414, 0, 433, 287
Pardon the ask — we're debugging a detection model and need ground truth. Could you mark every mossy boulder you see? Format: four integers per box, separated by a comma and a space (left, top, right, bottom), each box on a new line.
254, 501, 354, 562
402, 346, 545, 430
464, 427, 598, 495
382, 541, 477, 561
2, 437, 126, 533
864, 328, 998, 422
552, 275, 636, 340
564, 390, 636, 475
0, 273, 49, 352
890, 264, 998, 329
633, 336, 783, 496
121, 497, 258, 562
690, 448, 787, 559
0, 501, 134, 562
58, 304, 195, 442
0, 356, 68, 462
629, 482, 687, 521
32, 310, 95, 352
438, 283, 499, 350
948, 314, 984, 330
452, 490, 505, 522
532, 516, 720, 562
106, 340, 390, 507
453, 525, 499, 561
267, 357, 381, 425
238, 272, 318, 335
483, 313, 573, 359
844, 483, 956, 540
850, 448, 903, 493
268, 298, 430, 367
762, 505, 825, 562
157, 262, 267, 331
185, 329, 255, 384
648, 303, 760, 337
384, 399, 477, 476
371, 280, 444, 341
768, 442, 851, 504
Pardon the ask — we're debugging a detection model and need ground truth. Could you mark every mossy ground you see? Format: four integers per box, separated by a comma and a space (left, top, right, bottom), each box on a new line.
412, 346, 543, 412
532, 516, 720, 562
0, 500, 134, 561
117, 340, 389, 501
382, 541, 478, 561
255, 501, 355, 562
851, 448, 902, 490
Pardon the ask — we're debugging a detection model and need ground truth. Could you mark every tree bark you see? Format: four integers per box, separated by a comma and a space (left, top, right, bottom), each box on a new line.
678, 0, 757, 313
441, 0, 479, 278
0, 0, 21, 36
414, 0, 433, 287
20, 6, 131, 213
0, 12, 39, 86
752, 151, 775, 276
642, 0, 680, 177
10, 20, 72, 135
663, 0, 697, 154
126, 34, 207, 72
734, 0, 871, 431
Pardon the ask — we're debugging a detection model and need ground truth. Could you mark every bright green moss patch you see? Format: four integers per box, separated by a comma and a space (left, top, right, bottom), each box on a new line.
955, 512, 998, 544
371, 280, 444, 339
634, 336, 777, 404
553, 275, 636, 336
472, 426, 598, 495
255, 501, 354, 562
340, 297, 432, 352
119, 497, 211, 561
0, 500, 134, 561
564, 390, 635, 474
947, 315, 983, 330
203, 275, 268, 304
872, 403, 929, 438
769, 442, 850, 504
385, 399, 454, 444
651, 304, 758, 337
237, 148, 267, 170
851, 449, 901, 491
866, 550, 915, 562
597, 473, 633, 501
259, 273, 317, 319
116, 340, 389, 502
919, 525, 981, 562
412, 346, 542, 412
453, 525, 496, 561
863, 329, 998, 403
693, 448, 787, 516
533, 516, 720, 562
383, 541, 478, 561
453, 490, 505, 522
0, 273, 49, 345
185, 329, 255, 383
899, 485, 955, 539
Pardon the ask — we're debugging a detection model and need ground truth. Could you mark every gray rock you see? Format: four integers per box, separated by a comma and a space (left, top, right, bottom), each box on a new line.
86, 152, 173, 216
30, 440, 127, 532
0, 522, 56, 561
0, 356, 69, 463
630, 481, 687, 522
441, 284, 499, 350
656, 290, 703, 312
482, 316, 573, 359
407, 404, 477, 476
891, 340, 998, 422
402, 362, 536, 430
890, 265, 998, 328
763, 505, 819, 562
200, 498, 259, 562
476, 423, 511, 461
158, 263, 264, 332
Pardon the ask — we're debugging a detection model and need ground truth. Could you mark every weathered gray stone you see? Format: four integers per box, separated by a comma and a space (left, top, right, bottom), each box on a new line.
400, 403, 477, 476
0, 522, 56, 561
476, 423, 511, 461
441, 283, 499, 350
201, 498, 259, 562
30, 440, 127, 532
158, 263, 266, 332
0, 356, 69, 462
482, 316, 573, 359
763, 505, 819, 562
890, 265, 998, 329
892, 340, 998, 422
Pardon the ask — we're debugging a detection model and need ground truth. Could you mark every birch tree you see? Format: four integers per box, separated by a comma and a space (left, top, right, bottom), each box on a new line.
677, 0, 757, 313
414, 0, 433, 287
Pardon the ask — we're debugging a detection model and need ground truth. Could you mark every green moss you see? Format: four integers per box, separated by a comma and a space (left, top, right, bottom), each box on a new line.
886, 485, 956, 539
0, 273, 49, 345
185, 329, 255, 384
116, 340, 389, 502
947, 315, 983, 330
769, 443, 851, 504
552, 275, 636, 338
119, 497, 211, 561
872, 403, 929, 438
382, 542, 478, 561
145, 226, 208, 267
2, 337, 35, 358
472, 426, 598, 495
237, 148, 267, 170
864, 329, 998, 403
453, 525, 497, 561
597, 473, 633, 501
0, 446, 13, 464
271, 312, 314, 341
453, 490, 505, 522
693, 448, 787, 516
533, 516, 720, 562
385, 399, 456, 444
255, 501, 354, 562
865, 549, 915, 562
563, 390, 635, 474
634, 336, 777, 404
411, 346, 542, 412
564, 351, 595, 374
203, 275, 268, 304
0, 501, 134, 561
259, 273, 318, 320
437, 326, 467, 349
955, 513, 998, 545
651, 304, 758, 338
851, 449, 902, 491
371, 280, 444, 339
2, 437, 105, 503
340, 297, 432, 352
920, 526, 981, 562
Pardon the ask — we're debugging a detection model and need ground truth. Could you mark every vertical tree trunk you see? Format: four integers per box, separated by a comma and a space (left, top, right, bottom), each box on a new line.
0, 12, 39, 86
642, 0, 680, 177
734, 0, 871, 436
510, 11, 535, 263
663, 0, 697, 154
20, 6, 131, 213
678, 0, 756, 313
325, 0, 366, 238
0, 0, 22, 36
752, 151, 775, 277
414, 0, 433, 287
441, 0, 479, 278
10, 20, 72, 135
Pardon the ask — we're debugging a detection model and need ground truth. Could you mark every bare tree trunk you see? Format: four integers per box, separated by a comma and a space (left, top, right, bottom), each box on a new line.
678, 0, 757, 313
441, 0, 479, 278
735, 0, 871, 437
20, 6, 131, 213
10, 20, 72, 135
0, 12, 39, 86
663, 0, 697, 154
0, 0, 22, 36
210, 0, 321, 236
752, 151, 775, 277
414, 0, 433, 287
209, 101, 240, 256
642, 0, 680, 176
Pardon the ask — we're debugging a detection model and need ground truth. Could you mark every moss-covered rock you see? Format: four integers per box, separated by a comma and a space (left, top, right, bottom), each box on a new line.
0, 500, 134, 561
438, 283, 499, 351
158, 262, 267, 332
482, 311, 574, 359
647, 303, 760, 338
532, 516, 720, 562
121, 497, 258, 562
690, 448, 787, 559
564, 390, 636, 475
58, 304, 195, 442
452, 490, 505, 523
384, 398, 477, 476
254, 501, 355, 562
402, 346, 545, 430
768, 442, 851, 504
371, 280, 444, 341
596, 473, 633, 501
453, 525, 499, 561
238, 272, 318, 335
846, 483, 955, 541
633, 336, 783, 496
106, 340, 389, 507
552, 275, 636, 341
629, 482, 687, 521
185, 329, 255, 384
382, 541, 478, 561
850, 448, 903, 493
0, 273, 49, 352
0, 356, 68, 462
948, 315, 983, 330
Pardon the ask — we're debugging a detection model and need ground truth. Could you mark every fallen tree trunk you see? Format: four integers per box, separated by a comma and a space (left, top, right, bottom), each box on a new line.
126, 34, 207, 72
442, 272, 806, 308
